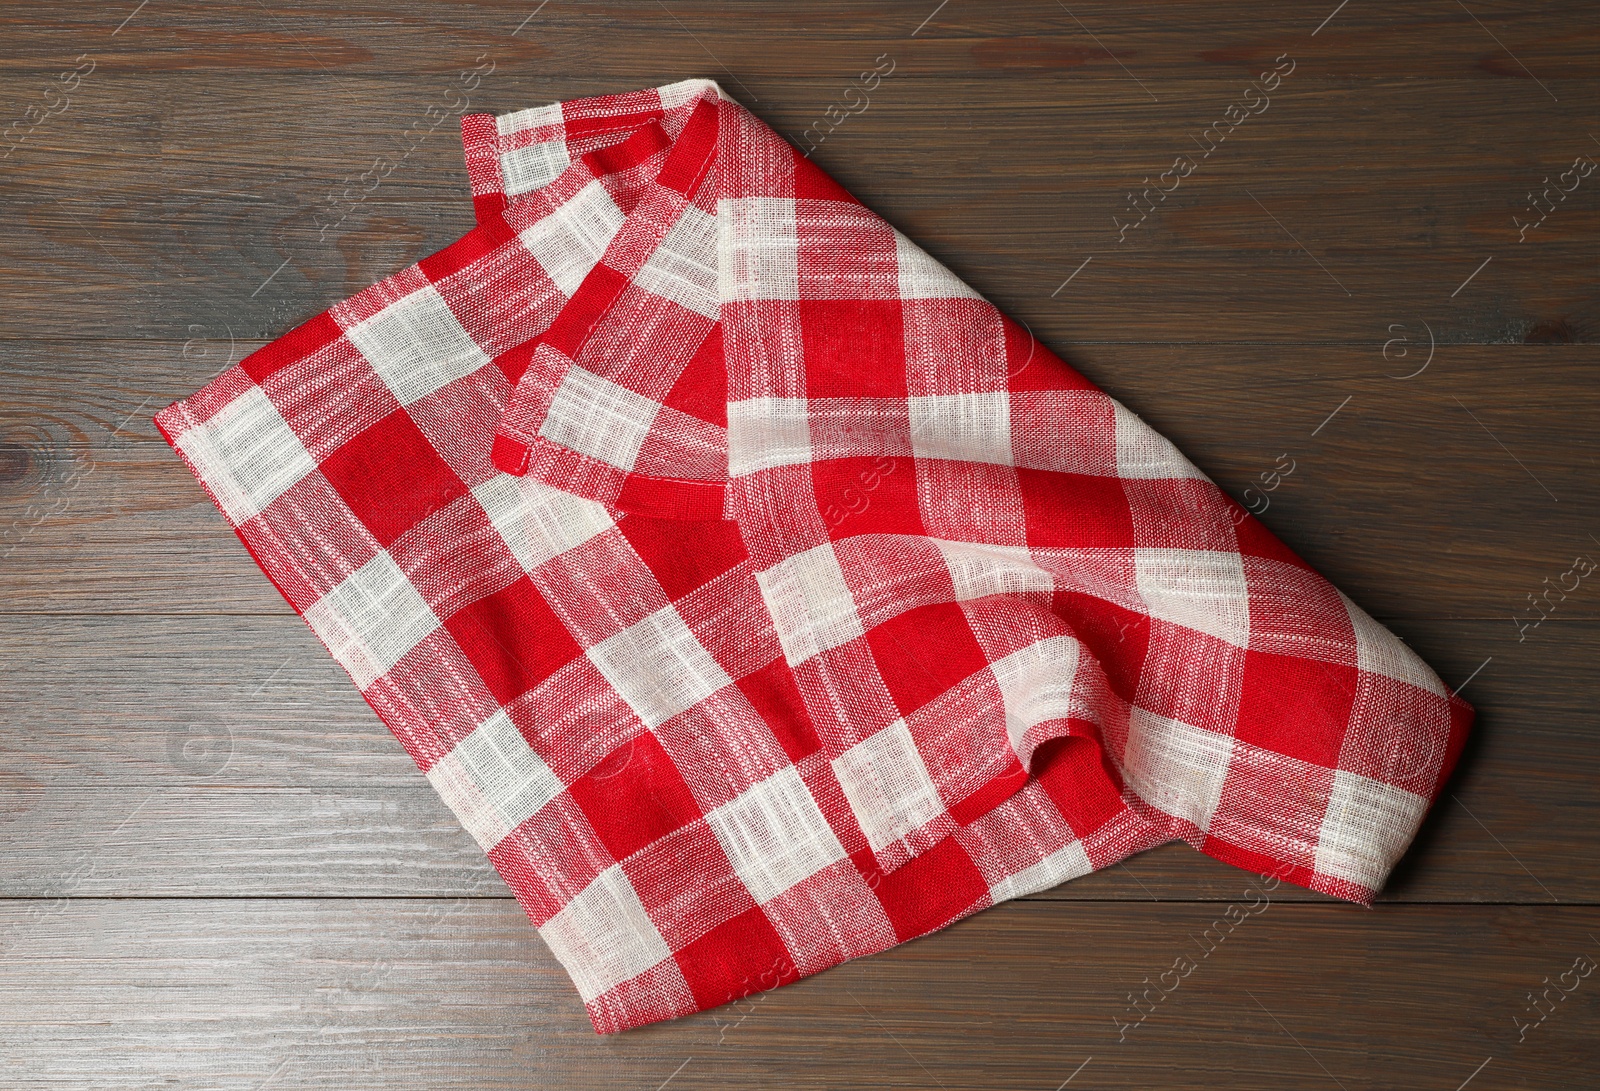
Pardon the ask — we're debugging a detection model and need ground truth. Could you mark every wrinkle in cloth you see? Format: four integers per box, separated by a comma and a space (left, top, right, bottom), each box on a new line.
156, 78, 1473, 1034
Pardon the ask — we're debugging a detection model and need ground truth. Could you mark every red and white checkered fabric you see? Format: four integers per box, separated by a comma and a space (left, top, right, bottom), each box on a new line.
157, 78, 1473, 1034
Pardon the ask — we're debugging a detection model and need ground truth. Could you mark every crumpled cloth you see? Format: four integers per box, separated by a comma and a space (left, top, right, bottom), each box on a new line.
156, 78, 1473, 1034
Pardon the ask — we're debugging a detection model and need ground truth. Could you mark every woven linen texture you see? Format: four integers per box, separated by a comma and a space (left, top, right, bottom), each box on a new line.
156, 78, 1474, 1034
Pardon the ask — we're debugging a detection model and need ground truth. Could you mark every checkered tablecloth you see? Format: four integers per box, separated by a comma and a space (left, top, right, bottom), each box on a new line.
156, 78, 1474, 1034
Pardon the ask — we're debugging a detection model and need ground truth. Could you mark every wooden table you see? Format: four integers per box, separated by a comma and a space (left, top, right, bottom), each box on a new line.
2, 3, 1596, 1088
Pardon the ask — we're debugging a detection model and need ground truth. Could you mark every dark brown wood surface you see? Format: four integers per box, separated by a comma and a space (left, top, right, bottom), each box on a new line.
2, 2, 1596, 1088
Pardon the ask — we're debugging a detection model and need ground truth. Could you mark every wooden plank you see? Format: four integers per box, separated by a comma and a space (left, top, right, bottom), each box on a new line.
0, 614, 405, 784
1, 0, 1594, 80
0, 619, 1592, 902
10, 75, 1597, 206
0, 783, 496, 898
1, 75, 1597, 342
4, 342, 1593, 617
0, 898, 1594, 1089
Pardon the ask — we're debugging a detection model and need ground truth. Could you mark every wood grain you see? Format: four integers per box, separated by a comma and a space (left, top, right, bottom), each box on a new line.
1, 0, 1595, 80
0, 899, 1595, 1090
2, 2, 1598, 1087
2, 77, 1598, 342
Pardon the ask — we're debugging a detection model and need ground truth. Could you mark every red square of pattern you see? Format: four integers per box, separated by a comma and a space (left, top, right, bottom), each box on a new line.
674, 905, 800, 1009
814, 456, 922, 538
567, 732, 705, 862
871, 835, 990, 943
798, 299, 907, 398
659, 325, 728, 427
1234, 649, 1359, 769
866, 602, 989, 718
736, 658, 822, 762
1017, 468, 1136, 549
318, 408, 469, 548
443, 576, 582, 706
619, 514, 748, 602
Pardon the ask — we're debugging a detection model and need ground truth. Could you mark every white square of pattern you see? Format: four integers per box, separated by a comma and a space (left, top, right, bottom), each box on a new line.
1314, 769, 1427, 890
989, 636, 1081, 749
895, 230, 982, 301
517, 179, 625, 297
453, 710, 564, 833
425, 748, 512, 851
500, 140, 571, 197
633, 204, 720, 320
721, 197, 798, 301
472, 475, 614, 573
908, 392, 1013, 466
586, 605, 733, 728
496, 101, 562, 137
1009, 391, 1117, 476
1113, 399, 1208, 480
754, 543, 865, 667
933, 541, 1055, 603
727, 397, 813, 477
1341, 590, 1446, 696
539, 864, 673, 1002
344, 285, 491, 407
1122, 707, 1234, 832
303, 551, 440, 688
659, 77, 723, 109
706, 766, 846, 904
1134, 547, 1252, 649
832, 719, 945, 854
988, 840, 1093, 903
539, 365, 660, 472
175, 387, 316, 524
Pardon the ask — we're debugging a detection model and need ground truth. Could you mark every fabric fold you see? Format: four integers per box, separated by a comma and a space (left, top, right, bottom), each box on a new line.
155, 77, 1473, 1036
488, 95, 729, 520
